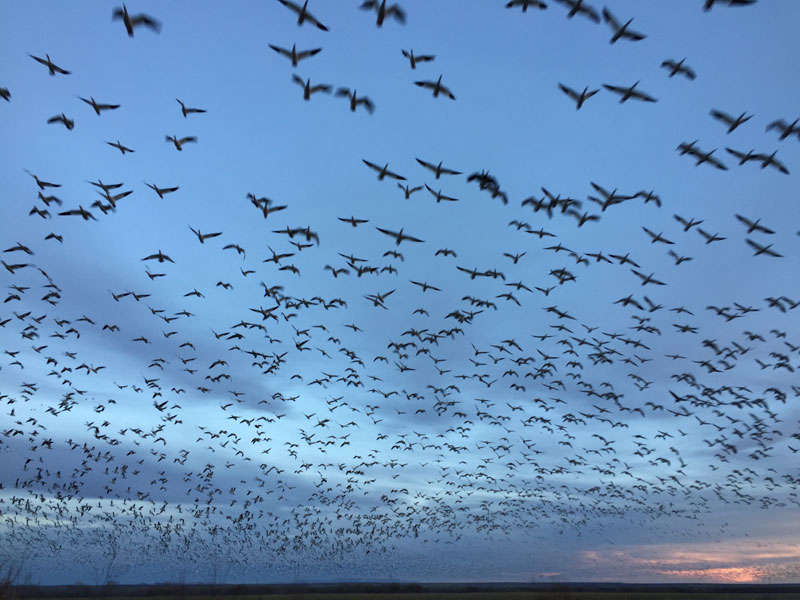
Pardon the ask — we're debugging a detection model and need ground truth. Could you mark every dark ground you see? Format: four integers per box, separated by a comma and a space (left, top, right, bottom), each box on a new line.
3, 582, 800, 600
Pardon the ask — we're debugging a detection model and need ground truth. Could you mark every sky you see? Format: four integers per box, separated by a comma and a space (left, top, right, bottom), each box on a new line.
1, 0, 799, 586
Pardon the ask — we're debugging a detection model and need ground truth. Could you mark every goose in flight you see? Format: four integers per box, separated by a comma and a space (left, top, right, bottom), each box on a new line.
661, 58, 696, 80
376, 226, 424, 245
758, 151, 790, 174
416, 158, 461, 178
735, 214, 774, 234
176, 99, 206, 117
414, 75, 455, 100
558, 83, 599, 109
703, 0, 756, 11
725, 147, 764, 165
338, 216, 369, 227
0, 88, 9, 102
401, 49, 434, 69
47, 113, 74, 130
398, 183, 422, 198
277, 0, 329, 31
58, 206, 96, 221
25, 170, 60, 189
335, 88, 375, 113
189, 227, 222, 243
603, 81, 657, 103
710, 109, 752, 133
142, 250, 174, 263
363, 159, 406, 181
553, 0, 600, 22
166, 135, 197, 151
745, 239, 782, 257
106, 140, 134, 154
112, 4, 161, 36
29, 53, 70, 76
360, 1, 406, 27
506, 0, 548, 11
765, 118, 800, 141
601, 7, 646, 43
78, 96, 120, 115
292, 75, 332, 100
269, 44, 322, 67
144, 183, 179, 198
424, 184, 459, 203
693, 148, 728, 170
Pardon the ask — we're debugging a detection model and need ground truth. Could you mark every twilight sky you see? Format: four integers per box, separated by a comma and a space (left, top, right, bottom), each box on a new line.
1, 0, 799, 585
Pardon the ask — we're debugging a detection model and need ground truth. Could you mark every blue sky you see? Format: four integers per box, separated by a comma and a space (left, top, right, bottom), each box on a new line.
1, 0, 799, 585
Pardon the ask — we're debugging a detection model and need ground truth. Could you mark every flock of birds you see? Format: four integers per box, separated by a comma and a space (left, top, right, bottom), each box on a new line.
2, 0, 799, 584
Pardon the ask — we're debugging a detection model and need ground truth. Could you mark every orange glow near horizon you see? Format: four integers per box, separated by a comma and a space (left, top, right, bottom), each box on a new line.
578, 540, 800, 583
656, 566, 763, 583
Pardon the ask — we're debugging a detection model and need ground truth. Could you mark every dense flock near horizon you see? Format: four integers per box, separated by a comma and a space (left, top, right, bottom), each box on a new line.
1, 0, 800, 585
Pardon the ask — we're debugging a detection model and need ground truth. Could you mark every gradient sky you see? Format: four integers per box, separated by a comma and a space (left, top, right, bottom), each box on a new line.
1, 0, 799, 586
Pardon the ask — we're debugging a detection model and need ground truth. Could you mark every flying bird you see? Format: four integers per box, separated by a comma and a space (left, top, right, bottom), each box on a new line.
112, 4, 161, 36
601, 7, 646, 43
29, 53, 70, 76
414, 75, 456, 100
360, 1, 406, 27
269, 44, 322, 67
745, 239, 782, 257
603, 81, 657, 103
416, 158, 461, 178
144, 183, 179, 198
47, 113, 74, 130
335, 88, 375, 113
292, 75, 332, 100
277, 0, 329, 31
106, 140, 134, 154
376, 226, 424, 245
506, 0, 548, 11
703, 0, 757, 11
553, 0, 600, 22
166, 135, 197, 151
142, 250, 174, 263
558, 83, 599, 109
765, 118, 800, 141
735, 214, 774, 234
78, 96, 120, 115
176, 99, 206, 117
401, 49, 434, 69
661, 58, 696, 80
710, 109, 752, 133
363, 159, 406, 181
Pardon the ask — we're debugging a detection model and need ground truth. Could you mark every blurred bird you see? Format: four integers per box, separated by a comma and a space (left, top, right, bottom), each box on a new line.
360, 1, 406, 26
277, 0, 329, 31
112, 4, 161, 36
401, 49, 434, 69
661, 58, 696, 80
602, 7, 646, 43
414, 75, 455, 100
166, 135, 197, 151
335, 88, 375, 113
269, 43, 322, 67
558, 83, 599, 109
29, 53, 70, 76
176, 99, 206, 117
